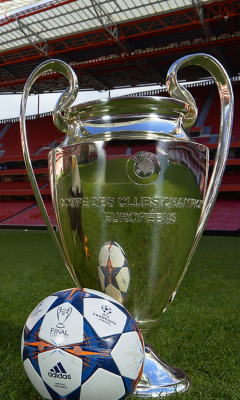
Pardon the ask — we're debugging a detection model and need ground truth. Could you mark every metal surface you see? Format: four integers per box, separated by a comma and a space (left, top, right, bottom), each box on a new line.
20, 59, 79, 283
20, 54, 233, 397
166, 53, 234, 297
49, 135, 207, 332
133, 344, 190, 397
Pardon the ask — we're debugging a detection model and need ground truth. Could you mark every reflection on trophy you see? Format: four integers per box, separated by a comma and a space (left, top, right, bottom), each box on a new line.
20, 54, 233, 397
56, 306, 72, 328
68, 155, 89, 257
98, 241, 130, 303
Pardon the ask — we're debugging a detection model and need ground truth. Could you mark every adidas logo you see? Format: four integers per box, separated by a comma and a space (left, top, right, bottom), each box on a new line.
48, 362, 71, 380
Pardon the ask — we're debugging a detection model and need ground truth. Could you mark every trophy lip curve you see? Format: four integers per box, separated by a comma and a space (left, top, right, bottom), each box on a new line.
65, 95, 190, 119
52, 95, 206, 145
52, 95, 195, 141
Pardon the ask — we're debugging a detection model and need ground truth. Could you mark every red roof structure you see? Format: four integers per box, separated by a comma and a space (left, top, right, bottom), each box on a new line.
0, 0, 239, 95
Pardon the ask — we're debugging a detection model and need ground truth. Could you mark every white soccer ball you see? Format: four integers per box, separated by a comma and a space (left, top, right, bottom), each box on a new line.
21, 288, 144, 400
98, 241, 130, 304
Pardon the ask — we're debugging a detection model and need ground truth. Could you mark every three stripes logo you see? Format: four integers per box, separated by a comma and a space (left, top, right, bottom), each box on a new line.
48, 362, 71, 380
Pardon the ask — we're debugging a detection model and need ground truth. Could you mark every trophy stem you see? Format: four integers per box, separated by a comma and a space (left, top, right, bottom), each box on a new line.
133, 344, 190, 398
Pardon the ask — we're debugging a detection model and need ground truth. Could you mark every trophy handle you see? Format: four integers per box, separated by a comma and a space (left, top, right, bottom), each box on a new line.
20, 59, 79, 284
166, 53, 234, 294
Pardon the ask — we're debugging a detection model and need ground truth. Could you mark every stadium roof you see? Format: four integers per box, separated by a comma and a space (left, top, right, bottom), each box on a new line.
0, 0, 240, 95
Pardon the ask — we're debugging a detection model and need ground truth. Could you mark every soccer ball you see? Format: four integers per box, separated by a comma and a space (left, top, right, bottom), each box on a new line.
21, 288, 144, 400
98, 241, 130, 303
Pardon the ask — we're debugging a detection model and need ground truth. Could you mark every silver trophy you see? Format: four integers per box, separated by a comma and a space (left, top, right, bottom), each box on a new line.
56, 306, 72, 328
20, 54, 233, 397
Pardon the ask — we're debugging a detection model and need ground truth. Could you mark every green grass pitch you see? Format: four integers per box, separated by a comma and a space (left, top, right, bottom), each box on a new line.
0, 230, 239, 399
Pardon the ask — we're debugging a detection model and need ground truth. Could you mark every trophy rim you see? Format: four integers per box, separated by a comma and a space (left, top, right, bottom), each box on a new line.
64, 95, 190, 120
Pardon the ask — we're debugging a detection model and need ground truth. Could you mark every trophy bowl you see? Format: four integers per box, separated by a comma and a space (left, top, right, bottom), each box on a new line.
20, 54, 233, 397
48, 96, 207, 331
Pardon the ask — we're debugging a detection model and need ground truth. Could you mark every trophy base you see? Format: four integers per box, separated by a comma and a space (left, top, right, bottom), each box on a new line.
133, 344, 190, 398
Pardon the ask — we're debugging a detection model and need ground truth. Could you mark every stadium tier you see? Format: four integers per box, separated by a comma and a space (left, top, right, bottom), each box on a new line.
0, 116, 64, 159
0, 181, 50, 196
204, 89, 220, 136
187, 86, 211, 119
232, 88, 240, 142
0, 200, 36, 223
105, 144, 128, 156
206, 199, 240, 232
0, 84, 240, 233
0, 201, 56, 227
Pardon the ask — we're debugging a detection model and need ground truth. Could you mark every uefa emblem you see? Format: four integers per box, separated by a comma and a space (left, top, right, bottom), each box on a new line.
126, 151, 161, 185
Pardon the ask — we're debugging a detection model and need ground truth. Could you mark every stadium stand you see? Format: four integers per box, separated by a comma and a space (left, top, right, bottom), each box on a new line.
0, 114, 60, 228
0, 201, 36, 223
232, 85, 240, 142
0, 201, 56, 227
105, 144, 128, 156
0, 83, 240, 233
204, 89, 220, 135
0, 116, 63, 159
0, 181, 50, 196
206, 198, 240, 232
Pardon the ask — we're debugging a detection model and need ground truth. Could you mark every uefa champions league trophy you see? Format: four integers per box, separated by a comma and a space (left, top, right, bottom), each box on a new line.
56, 306, 72, 328
20, 54, 233, 397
